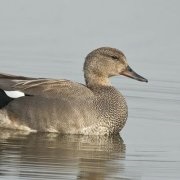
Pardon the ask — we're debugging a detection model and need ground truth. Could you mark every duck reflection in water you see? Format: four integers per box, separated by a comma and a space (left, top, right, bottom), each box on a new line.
0, 130, 126, 180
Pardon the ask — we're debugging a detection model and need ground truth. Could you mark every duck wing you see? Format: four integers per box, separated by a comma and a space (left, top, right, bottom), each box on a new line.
0, 73, 93, 99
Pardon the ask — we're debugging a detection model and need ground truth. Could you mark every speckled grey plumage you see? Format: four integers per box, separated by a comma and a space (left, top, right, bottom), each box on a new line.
0, 47, 147, 135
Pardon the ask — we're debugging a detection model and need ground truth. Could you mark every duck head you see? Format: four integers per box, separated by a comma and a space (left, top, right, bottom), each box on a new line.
84, 47, 148, 87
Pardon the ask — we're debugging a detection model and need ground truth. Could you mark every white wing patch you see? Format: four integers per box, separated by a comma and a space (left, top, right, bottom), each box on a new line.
5, 91, 25, 98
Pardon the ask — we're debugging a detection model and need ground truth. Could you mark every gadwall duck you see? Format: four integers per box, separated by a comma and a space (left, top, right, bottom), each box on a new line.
0, 47, 148, 135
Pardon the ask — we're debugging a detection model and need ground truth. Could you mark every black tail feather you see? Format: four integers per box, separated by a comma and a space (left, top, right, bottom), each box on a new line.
0, 89, 13, 108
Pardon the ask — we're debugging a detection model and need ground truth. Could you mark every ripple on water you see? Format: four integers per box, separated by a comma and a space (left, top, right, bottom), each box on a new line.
0, 131, 127, 180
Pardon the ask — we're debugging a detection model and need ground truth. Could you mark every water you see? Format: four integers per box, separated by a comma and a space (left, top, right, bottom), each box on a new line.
0, 0, 180, 179
0, 132, 126, 180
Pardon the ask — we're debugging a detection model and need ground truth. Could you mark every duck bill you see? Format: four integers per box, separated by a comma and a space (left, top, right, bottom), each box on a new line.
121, 66, 148, 82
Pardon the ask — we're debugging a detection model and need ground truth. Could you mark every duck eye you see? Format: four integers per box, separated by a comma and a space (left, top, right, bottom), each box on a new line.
111, 56, 118, 60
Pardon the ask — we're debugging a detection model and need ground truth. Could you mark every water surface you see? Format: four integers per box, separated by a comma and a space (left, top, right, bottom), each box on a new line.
0, 0, 180, 179
0, 131, 126, 180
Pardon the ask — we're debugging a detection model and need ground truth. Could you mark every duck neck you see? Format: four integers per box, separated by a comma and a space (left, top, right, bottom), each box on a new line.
84, 73, 111, 87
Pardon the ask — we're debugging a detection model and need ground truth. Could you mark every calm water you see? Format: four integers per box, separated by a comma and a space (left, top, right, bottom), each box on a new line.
0, 0, 180, 179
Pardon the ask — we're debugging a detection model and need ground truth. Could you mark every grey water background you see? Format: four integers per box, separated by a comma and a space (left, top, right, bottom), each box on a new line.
0, 0, 180, 179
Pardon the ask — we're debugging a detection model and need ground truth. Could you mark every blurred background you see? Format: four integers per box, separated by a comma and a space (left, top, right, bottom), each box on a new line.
0, 0, 179, 79
0, 0, 180, 179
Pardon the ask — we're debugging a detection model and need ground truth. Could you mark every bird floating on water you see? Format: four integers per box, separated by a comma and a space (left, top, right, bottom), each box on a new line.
0, 47, 148, 135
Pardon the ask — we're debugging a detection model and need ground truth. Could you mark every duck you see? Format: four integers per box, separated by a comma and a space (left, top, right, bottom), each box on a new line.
0, 47, 148, 135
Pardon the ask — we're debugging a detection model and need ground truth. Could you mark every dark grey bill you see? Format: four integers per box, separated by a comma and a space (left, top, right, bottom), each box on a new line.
121, 66, 148, 82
